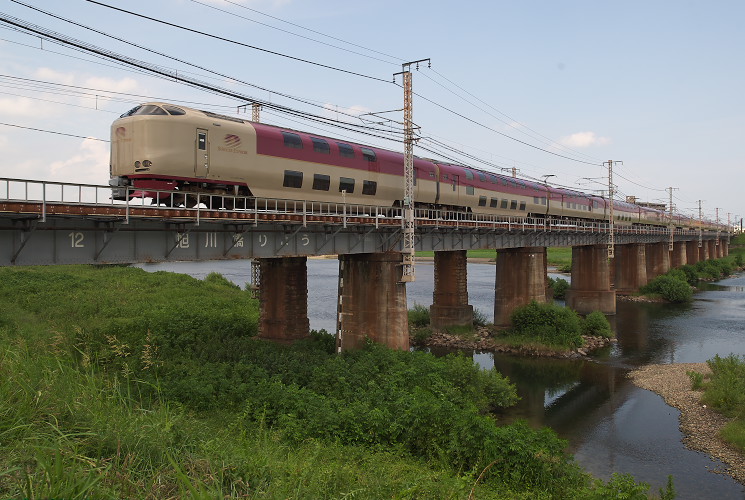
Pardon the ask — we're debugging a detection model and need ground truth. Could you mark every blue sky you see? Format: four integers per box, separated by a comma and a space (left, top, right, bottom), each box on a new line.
1, 0, 742, 225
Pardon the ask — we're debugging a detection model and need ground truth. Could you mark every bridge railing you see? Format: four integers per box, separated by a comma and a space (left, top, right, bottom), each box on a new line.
0, 177, 729, 237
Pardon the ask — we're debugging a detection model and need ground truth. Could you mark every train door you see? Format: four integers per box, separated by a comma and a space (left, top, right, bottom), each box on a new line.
195, 129, 210, 178
452, 174, 459, 204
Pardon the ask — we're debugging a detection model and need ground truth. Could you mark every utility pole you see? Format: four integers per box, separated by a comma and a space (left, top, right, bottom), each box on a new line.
252, 102, 261, 122
604, 160, 621, 259
394, 58, 430, 283
697, 200, 704, 247
716, 208, 721, 245
666, 187, 678, 251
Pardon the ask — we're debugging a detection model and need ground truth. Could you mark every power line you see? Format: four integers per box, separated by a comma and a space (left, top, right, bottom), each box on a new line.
197, 0, 403, 63
190, 0, 401, 66
0, 121, 108, 141
420, 68, 604, 165
63, 0, 392, 83
0, 13, 405, 140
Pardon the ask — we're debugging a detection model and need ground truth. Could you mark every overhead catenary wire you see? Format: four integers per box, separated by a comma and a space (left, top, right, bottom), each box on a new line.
189, 0, 402, 66
0, 121, 108, 141
36, 0, 392, 84
0, 13, 407, 141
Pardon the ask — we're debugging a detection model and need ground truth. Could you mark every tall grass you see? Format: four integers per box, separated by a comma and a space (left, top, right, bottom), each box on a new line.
0, 265, 658, 498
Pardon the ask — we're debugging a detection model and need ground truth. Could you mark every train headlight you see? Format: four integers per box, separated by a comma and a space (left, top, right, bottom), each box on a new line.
143, 160, 152, 168
134, 161, 141, 169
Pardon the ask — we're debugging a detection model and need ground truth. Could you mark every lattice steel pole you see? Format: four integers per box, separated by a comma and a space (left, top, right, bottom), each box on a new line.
698, 200, 703, 247
604, 160, 619, 259
395, 58, 429, 282
667, 187, 677, 251
252, 102, 261, 122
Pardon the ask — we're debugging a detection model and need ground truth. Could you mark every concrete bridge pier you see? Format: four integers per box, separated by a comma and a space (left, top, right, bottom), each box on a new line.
699, 241, 709, 261
723, 240, 729, 257
671, 241, 687, 268
257, 257, 310, 342
494, 247, 547, 326
709, 240, 718, 259
430, 250, 474, 329
614, 243, 648, 295
565, 244, 616, 315
686, 241, 700, 265
646, 242, 671, 280
337, 252, 409, 351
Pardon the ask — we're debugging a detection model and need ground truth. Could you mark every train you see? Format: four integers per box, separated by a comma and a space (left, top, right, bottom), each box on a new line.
109, 102, 722, 231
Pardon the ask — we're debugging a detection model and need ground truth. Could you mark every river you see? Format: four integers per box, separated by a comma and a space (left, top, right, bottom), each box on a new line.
135, 258, 745, 499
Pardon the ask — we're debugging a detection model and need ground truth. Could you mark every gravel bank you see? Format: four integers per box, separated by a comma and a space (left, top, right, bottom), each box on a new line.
628, 363, 745, 485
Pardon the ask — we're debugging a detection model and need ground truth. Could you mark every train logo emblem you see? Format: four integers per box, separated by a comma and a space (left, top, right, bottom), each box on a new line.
115, 127, 126, 138
224, 134, 241, 148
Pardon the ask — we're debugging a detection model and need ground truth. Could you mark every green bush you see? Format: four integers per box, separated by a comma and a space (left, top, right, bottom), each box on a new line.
473, 308, 489, 327
734, 253, 744, 267
551, 277, 570, 300
703, 354, 745, 417
641, 275, 693, 303
510, 301, 583, 348
408, 303, 430, 328
680, 264, 699, 286
583, 311, 612, 338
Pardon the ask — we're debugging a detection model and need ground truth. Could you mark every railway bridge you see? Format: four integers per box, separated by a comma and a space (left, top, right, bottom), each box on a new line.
0, 178, 731, 351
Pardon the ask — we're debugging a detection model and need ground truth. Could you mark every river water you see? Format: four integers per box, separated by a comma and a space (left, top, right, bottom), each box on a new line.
135, 259, 745, 499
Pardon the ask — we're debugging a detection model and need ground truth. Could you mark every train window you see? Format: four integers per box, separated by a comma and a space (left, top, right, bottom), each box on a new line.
163, 105, 186, 115
533, 197, 539, 204
519, 202, 526, 211
510, 200, 518, 210
542, 197, 547, 205
337, 143, 355, 158
311, 137, 330, 154
443, 174, 449, 180
312, 174, 330, 191
478, 172, 486, 182
360, 147, 377, 162
500, 199, 508, 209
120, 105, 141, 117
465, 169, 474, 180
466, 186, 474, 195
478, 196, 487, 207
362, 180, 377, 195
198, 132, 207, 150
490, 198, 499, 208
489, 174, 498, 184
429, 171, 435, 177
130, 104, 167, 116
283, 170, 303, 188
282, 132, 303, 149
339, 177, 355, 193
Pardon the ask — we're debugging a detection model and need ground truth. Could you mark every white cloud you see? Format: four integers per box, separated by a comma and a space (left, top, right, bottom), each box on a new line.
48, 138, 109, 185
558, 131, 611, 148
0, 96, 36, 116
34, 68, 76, 85
84, 76, 139, 94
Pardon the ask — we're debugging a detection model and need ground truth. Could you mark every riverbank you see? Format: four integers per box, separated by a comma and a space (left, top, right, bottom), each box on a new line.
628, 363, 745, 485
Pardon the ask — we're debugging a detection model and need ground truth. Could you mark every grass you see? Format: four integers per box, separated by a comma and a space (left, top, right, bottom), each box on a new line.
0, 265, 661, 498
690, 354, 745, 452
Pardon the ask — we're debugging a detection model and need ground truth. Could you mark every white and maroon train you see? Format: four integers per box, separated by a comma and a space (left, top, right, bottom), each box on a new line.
109, 102, 718, 231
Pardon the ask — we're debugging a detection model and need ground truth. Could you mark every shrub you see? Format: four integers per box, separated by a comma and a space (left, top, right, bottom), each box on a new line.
203, 272, 240, 290
408, 303, 430, 328
510, 301, 583, 348
583, 311, 612, 338
551, 277, 570, 300
473, 308, 488, 327
734, 253, 744, 267
703, 354, 745, 417
641, 275, 692, 303
680, 264, 699, 286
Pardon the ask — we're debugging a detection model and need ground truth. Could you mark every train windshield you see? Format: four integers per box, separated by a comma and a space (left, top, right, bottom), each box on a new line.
119, 104, 169, 118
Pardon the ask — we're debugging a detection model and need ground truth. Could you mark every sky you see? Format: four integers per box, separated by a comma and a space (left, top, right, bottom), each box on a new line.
0, 0, 743, 225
